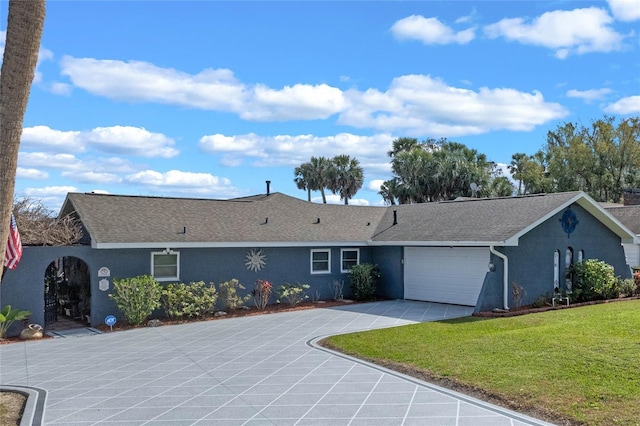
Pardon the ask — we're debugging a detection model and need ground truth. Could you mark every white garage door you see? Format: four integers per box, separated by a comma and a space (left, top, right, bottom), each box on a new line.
404, 247, 489, 306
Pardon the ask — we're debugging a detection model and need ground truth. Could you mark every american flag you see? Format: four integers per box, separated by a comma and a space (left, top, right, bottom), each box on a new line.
4, 213, 23, 270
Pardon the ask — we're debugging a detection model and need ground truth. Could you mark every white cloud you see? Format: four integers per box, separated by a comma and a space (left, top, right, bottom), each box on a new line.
199, 132, 395, 173
484, 7, 627, 58
60, 57, 347, 121
60, 57, 247, 111
21, 125, 177, 157
242, 84, 348, 121
50, 82, 72, 95
607, 0, 640, 21
61, 171, 123, 184
391, 15, 476, 45
16, 186, 78, 212
603, 95, 640, 114
367, 179, 385, 192
311, 193, 370, 206
125, 169, 237, 196
337, 74, 568, 136
22, 186, 78, 197
21, 126, 84, 152
86, 126, 178, 158
566, 88, 614, 102
19, 152, 84, 170
16, 167, 49, 180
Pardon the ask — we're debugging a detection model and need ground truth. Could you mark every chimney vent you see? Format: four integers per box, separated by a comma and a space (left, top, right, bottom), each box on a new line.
266, 180, 271, 195
393, 210, 398, 225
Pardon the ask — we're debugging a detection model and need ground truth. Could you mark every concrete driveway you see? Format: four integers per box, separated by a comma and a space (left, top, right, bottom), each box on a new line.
0, 300, 555, 425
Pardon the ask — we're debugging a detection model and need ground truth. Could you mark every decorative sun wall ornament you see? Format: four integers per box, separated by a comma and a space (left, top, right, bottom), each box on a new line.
245, 248, 267, 272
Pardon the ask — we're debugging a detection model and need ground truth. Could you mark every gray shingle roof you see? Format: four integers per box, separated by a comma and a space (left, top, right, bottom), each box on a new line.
605, 205, 640, 234
63, 192, 387, 247
63, 190, 635, 248
371, 191, 583, 244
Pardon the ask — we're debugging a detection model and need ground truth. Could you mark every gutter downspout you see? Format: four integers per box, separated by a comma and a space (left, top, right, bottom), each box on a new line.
490, 245, 509, 310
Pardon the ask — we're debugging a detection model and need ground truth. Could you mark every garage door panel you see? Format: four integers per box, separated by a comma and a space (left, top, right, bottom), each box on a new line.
404, 247, 488, 306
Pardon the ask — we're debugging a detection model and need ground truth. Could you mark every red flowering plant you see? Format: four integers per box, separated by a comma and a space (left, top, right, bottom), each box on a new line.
634, 271, 640, 295
252, 279, 273, 310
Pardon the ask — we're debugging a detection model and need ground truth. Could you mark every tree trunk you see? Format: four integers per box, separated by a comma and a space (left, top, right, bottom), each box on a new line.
0, 0, 46, 282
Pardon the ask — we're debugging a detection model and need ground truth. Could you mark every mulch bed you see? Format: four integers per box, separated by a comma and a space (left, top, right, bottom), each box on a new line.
94, 299, 357, 332
473, 295, 640, 318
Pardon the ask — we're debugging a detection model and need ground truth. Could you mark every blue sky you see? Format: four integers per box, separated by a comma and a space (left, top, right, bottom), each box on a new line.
1, 0, 639, 210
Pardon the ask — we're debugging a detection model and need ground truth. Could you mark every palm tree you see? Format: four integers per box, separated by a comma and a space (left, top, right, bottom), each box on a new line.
508, 153, 528, 195
294, 162, 313, 202
294, 157, 332, 203
378, 179, 399, 205
0, 0, 46, 281
328, 155, 364, 205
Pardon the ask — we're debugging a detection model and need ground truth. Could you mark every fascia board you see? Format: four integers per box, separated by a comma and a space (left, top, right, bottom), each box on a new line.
367, 240, 517, 247
574, 196, 639, 244
93, 241, 370, 249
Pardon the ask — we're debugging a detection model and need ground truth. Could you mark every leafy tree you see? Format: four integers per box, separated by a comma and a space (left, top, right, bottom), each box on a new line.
0, 0, 46, 282
543, 116, 640, 202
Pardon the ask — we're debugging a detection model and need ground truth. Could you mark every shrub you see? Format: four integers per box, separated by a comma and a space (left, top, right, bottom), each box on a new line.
634, 271, 640, 295
276, 282, 310, 307
531, 294, 551, 308
571, 259, 618, 302
329, 279, 344, 301
512, 281, 526, 309
218, 279, 250, 311
349, 263, 380, 301
618, 278, 636, 297
161, 281, 217, 319
0, 305, 31, 339
252, 279, 272, 310
110, 275, 162, 325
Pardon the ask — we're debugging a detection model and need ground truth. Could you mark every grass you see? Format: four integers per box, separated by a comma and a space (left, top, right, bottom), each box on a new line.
325, 299, 640, 426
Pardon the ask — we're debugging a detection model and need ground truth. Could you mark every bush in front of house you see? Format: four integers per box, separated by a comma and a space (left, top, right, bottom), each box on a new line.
571, 259, 619, 302
618, 278, 637, 297
276, 282, 310, 307
161, 281, 218, 319
252, 279, 273, 310
349, 263, 380, 301
634, 271, 640, 295
0, 305, 31, 339
218, 279, 251, 311
110, 275, 162, 325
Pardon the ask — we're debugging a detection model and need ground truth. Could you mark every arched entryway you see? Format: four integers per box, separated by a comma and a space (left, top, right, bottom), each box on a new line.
44, 256, 91, 330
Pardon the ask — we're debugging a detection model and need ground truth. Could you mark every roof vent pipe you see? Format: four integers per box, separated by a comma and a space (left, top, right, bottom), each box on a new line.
266, 180, 271, 195
393, 210, 398, 225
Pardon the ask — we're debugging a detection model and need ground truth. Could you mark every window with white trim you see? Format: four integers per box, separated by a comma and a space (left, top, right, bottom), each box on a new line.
151, 251, 180, 281
341, 248, 360, 273
311, 249, 331, 274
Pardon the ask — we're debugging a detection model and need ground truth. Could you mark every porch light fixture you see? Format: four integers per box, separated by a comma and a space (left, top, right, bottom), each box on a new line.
488, 261, 495, 272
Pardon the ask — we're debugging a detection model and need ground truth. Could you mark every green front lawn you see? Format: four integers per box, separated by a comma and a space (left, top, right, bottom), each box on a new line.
325, 300, 640, 425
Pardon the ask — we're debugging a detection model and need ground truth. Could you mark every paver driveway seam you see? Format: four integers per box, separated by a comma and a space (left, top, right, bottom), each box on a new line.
0, 300, 557, 425
308, 335, 555, 426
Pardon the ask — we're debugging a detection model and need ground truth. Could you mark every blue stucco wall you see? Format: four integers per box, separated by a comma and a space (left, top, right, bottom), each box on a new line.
0, 246, 95, 335
0, 245, 375, 333
372, 246, 404, 299
475, 204, 631, 312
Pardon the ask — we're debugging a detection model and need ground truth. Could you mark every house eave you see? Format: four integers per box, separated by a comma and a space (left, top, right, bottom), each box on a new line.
92, 241, 371, 249
367, 240, 516, 247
